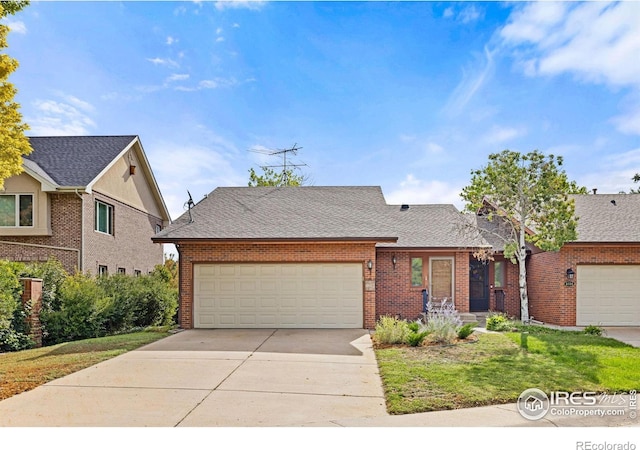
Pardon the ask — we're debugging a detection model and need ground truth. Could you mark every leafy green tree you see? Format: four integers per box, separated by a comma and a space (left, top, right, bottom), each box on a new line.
461, 149, 587, 322
248, 166, 306, 187
631, 173, 640, 194
0, 1, 32, 189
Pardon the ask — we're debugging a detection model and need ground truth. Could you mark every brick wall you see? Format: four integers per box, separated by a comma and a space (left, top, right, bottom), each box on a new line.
176, 241, 377, 329
83, 191, 164, 276
528, 244, 640, 326
0, 194, 82, 272
20, 278, 43, 347
375, 249, 471, 320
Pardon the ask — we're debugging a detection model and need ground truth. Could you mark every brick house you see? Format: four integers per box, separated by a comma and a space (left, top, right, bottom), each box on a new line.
153, 186, 519, 330
0, 135, 171, 275
528, 194, 640, 327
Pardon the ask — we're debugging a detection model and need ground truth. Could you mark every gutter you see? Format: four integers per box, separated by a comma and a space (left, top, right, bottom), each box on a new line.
0, 240, 81, 269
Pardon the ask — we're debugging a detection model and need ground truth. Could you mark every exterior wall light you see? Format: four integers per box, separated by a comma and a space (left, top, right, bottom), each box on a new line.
392, 255, 397, 268
367, 260, 373, 271
566, 268, 575, 280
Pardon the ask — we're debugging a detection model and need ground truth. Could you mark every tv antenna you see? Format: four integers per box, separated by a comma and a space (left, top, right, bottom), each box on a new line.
184, 190, 195, 223
249, 143, 307, 185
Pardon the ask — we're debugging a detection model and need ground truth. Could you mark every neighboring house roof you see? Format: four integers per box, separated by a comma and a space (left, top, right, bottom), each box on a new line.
571, 193, 640, 243
376, 204, 489, 249
154, 186, 398, 242
26, 136, 138, 187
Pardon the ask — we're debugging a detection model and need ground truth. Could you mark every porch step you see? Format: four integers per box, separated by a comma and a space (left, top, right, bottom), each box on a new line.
459, 313, 479, 326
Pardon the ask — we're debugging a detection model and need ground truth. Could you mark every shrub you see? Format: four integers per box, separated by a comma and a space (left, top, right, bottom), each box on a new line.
584, 325, 603, 336
406, 329, 430, 347
485, 312, 515, 332
40, 273, 107, 345
424, 299, 462, 344
22, 258, 68, 311
375, 316, 410, 345
457, 323, 477, 340
0, 261, 35, 352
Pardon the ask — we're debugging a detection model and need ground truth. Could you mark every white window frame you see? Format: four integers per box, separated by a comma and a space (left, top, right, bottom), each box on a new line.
95, 200, 113, 235
0, 193, 34, 228
98, 265, 108, 276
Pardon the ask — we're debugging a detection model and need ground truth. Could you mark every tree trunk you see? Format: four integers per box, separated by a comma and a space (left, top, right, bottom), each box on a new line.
518, 225, 529, 322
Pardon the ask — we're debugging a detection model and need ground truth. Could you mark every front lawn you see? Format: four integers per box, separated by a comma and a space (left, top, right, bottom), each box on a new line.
374, 328, 639, 415
0, 329, 171, 401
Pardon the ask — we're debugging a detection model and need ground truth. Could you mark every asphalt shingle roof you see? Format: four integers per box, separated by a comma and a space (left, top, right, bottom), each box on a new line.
26, 136, 137, 187
571, 193, 640, 242
155, 186, 397, 241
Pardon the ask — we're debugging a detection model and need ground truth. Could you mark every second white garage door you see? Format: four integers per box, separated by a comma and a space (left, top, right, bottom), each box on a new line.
193, 263, 364, 328
577, 265, 640, 326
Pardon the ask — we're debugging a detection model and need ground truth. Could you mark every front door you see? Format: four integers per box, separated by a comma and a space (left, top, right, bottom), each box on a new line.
469, 260, 489, 311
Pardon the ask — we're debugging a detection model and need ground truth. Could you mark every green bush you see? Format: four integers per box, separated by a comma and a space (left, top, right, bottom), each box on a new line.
457, 323, 477, 340
406, 330, 430, 347
0, 261, 35, 352
375, 316, 410, 344
485, 312, 515, 332
40, 273, 107, 345
22, 258, 68, 311
584, 325, 603, 336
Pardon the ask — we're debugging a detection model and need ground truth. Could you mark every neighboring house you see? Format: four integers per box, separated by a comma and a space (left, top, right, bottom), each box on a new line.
528, 194, 640, 327
0, 135, 171, 275
153, 186, 516, 330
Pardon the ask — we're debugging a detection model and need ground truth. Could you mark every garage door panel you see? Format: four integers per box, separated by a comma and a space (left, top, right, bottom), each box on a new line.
194, 263, 363, 328
577, 265, 640, 326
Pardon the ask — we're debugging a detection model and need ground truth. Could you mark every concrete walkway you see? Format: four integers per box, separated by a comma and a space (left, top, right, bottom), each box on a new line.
0, 329, 637, 427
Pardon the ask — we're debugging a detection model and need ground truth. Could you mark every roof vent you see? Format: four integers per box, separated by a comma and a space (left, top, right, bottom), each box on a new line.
611, 200, 617, 206
400, 204, 410, 211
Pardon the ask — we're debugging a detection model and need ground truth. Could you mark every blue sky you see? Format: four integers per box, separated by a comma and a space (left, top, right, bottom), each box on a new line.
4, 1, 640, 221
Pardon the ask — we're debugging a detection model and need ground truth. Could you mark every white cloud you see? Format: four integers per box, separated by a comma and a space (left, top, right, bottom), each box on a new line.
216, 36, 225, 43
482, 126, 527, 145
443, 7, 454, 19
443, 46, 496, 117
577, 147, 640, 194
458, 5, 483, 24
166, 73, 190, 83
28, 98, 96, 136
500, 2, 640, 88
147, 57, 179, 68
215, 1, 265, 11
166, 36, 177, 45
385, 174, 464, 209
3, 19, 27, 34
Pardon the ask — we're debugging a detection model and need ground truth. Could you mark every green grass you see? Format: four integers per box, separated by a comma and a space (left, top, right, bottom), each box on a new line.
0, 329, 171, 401
375, 328, 640, 415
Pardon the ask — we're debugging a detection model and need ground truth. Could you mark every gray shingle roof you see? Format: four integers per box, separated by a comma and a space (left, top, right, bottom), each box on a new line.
25, 136, 137, 187
155, 186, 397, 241
376, 205, 489, 248
572, 193, 640, 242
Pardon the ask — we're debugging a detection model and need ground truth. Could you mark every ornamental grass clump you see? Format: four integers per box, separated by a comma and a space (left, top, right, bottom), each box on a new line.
485, 312, 515, 331
424, 299, 462, 344
374, 315, 410, 345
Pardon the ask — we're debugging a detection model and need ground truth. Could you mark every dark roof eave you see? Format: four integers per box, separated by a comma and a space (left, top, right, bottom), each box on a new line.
152, 236, 398, 244
563, 241, 640, 246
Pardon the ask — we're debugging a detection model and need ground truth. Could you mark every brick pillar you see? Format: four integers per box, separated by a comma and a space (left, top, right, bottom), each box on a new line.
20, 278, 43, 348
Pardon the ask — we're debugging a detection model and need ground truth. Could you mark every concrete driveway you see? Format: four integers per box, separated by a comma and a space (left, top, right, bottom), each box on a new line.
0, 329, 387, 427
603, 327, 640, 347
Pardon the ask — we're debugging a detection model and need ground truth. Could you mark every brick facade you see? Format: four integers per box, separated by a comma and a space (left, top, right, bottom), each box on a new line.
0, 194, 83, 272
175, 241, 378, 329
0, 191, 164, 275
83, 191, 164, 276
375, 249, 471, 320
528, 244, 640, 326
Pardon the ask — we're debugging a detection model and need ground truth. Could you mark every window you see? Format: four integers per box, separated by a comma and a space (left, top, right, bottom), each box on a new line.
430, 257, 454, 302
0, 194, 33, 227
411, 257, 423, 287
117, 268, 126, 275
134, 270, 141, 277
98, 265, 108, 276
155, 224, 162, 234
494, 261, 505, 288
95, 200, 113, 234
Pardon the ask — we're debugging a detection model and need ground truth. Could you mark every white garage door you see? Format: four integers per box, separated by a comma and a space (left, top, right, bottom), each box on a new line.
577, 265, 640, 326
193, 263, 364, 328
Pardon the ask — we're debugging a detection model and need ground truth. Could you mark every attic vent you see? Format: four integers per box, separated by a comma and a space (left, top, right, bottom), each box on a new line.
400, 204, 410, 211
611, 200, 617, 206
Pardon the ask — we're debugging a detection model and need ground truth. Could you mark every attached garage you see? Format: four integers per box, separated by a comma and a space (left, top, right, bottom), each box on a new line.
194, 263, 364, 328
577, 265, 640, 326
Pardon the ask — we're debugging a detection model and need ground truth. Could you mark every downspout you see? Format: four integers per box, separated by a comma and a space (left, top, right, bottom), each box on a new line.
0, 240, 81, 269
74, 189, 84, 272
175, 243, 182, 328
